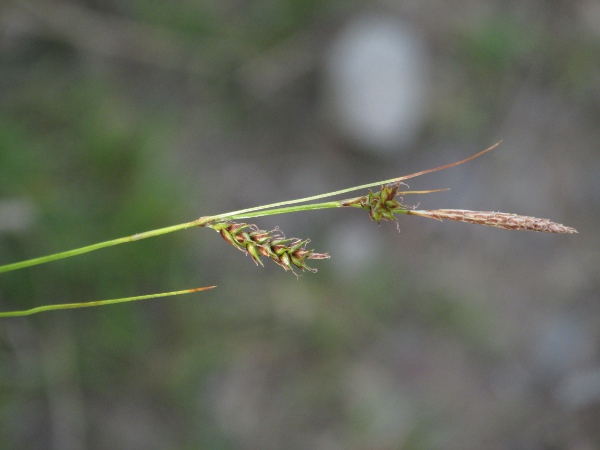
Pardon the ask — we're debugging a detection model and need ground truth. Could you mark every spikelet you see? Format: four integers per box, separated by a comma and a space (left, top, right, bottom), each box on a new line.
205, 221, 330, 273
406, 209, 577, 234
341, 184, 405, 223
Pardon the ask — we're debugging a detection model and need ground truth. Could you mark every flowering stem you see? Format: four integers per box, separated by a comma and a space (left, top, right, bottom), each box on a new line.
0, 141, 555, 274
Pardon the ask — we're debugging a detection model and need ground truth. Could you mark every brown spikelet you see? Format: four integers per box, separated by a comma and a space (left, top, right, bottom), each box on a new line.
204, 221, 330, 273
406, 209, 577, 234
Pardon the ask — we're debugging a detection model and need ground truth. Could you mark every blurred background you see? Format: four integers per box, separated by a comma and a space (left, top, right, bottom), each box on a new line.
0, 0, 598, 448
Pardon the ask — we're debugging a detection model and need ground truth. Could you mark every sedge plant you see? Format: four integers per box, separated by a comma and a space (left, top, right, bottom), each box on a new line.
0, 142, 577, 317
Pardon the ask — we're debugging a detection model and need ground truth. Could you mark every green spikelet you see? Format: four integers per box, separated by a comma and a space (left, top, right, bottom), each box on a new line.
205, 221, 329, 273
342, 183, 407, 223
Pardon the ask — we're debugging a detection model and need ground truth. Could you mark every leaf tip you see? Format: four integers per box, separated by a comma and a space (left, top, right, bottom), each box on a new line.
190, 286, 217, 293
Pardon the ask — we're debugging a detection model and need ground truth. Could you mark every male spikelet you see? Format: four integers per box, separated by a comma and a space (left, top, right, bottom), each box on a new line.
405, 209, 577, 233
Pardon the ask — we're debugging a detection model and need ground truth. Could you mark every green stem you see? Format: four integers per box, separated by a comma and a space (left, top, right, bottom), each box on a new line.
226, 201, 343, 220
0, 286, 216, 317
0, 219, 209, 274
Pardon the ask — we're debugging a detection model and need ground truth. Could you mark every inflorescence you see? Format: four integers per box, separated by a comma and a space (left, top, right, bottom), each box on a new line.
205, 221, 330, 274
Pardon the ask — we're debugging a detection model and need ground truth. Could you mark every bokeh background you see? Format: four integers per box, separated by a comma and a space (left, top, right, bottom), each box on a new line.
1, 1, 599, 448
